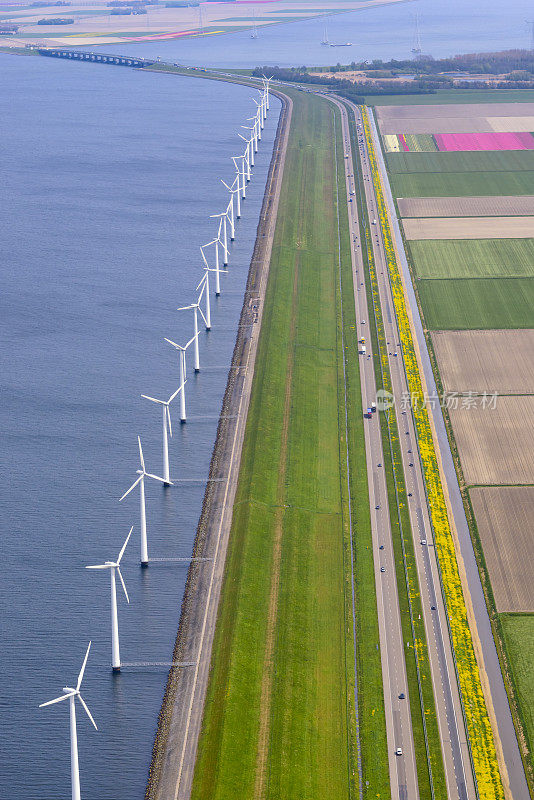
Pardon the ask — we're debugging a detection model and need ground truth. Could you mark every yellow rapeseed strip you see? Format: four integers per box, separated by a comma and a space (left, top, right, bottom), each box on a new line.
361, 106, 504, 800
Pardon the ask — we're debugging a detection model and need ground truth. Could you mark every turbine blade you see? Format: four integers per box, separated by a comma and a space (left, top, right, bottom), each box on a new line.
76, 641, 91, 691
138, 436, 145, 471
117, 567, 130, 604
164, 337, 182, 350
221, 179, 231, 190
119, 474, 143, 502
86, 564, 110, 570
167, 386, 181, 404
145, 472, 169, 485
78, 695, 98, 731
117, 526, 133, 564
166, 405, 173, 438
177, 304, 194, 312
200, 247, 209, 269
184, 335, 197, 350
39, 692, 73, 708
198, 305, 208, 328
141, 394, 164, 405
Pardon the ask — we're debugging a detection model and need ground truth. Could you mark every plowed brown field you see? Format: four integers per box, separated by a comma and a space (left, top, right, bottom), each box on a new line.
398, 196, 534, 217
449, 395, 534, 484
470, 487, 534, 611
403, 216, 534, 239
432, 329, 534, 393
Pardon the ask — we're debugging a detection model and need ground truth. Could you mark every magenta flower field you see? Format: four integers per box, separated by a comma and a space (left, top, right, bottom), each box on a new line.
434, 131, 534, 151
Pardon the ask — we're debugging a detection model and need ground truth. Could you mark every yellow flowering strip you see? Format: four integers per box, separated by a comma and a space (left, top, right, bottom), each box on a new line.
362, 106, 505, 800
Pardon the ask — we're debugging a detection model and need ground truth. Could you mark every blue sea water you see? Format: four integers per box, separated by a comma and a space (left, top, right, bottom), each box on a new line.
0, 53, 279, 800
101, 0, 534, 67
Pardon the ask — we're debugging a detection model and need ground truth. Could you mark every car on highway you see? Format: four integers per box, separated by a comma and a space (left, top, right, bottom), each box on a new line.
421, 540, 427, 545
395, 747, 403, 756
380, 567, 385, 573
398, 692, 405, 699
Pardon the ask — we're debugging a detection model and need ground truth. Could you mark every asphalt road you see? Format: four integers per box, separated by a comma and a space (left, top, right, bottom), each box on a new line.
334, 97, 477, 800
332, 97, 420, 800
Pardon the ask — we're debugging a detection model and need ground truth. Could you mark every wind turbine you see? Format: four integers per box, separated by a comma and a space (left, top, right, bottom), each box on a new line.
262, 75, 272, 111
86, 528, 132, 671
225, 195, 235, 240
253, 95, 265, 129
238, 130, 255, 168
164, 336, 196, 422
177, 282, 209, 372
232, 155, 247, 198
201, 240, 228, 297
141, 386, 181, 484
222, 174, 241, 220
119, 436, 167, 566
210, 212, 229, 265
39, 641, 97, 800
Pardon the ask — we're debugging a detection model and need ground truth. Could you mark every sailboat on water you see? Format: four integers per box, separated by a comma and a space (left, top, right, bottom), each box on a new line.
321, 24, 329, 45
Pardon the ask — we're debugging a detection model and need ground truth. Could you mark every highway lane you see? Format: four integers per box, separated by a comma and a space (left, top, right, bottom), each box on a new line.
341, 100, 477, 800
333, 99, 420, 800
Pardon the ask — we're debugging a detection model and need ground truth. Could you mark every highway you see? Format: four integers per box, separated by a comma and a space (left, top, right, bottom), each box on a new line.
333, 96, 477, 800
333, 98, 420, 800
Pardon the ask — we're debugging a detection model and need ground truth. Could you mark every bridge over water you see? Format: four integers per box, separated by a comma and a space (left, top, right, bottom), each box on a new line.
38, 48, 156, 68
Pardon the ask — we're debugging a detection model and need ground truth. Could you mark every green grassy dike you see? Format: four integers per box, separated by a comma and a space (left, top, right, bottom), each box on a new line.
190, 91, 389, 800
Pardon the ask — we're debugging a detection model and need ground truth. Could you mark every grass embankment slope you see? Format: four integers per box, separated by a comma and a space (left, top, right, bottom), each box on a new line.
191, 91, 388, 800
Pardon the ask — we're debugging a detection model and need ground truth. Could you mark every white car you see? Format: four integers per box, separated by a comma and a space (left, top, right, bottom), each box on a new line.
395, 747, 403, 756
421, 540, 427, 545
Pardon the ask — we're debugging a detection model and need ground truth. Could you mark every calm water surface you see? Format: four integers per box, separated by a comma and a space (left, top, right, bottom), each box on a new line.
0, 54, 279, 799
104, 0, 534, 66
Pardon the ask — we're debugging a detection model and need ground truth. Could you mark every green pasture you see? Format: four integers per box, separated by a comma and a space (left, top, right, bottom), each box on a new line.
418, 277, 534, 329
370, 89, 534, 106
408, 238, 534, 280
387, 150, 534, 174
500, 614, 534, 777
191, 92, 385, 800
391, 170, 534, 198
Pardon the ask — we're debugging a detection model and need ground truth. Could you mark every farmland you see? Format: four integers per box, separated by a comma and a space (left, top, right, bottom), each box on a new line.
408, 238, 534, 278
398, 196, 534, 218
403, 217, 534, 240
500, 614, 534, 774
431, 329, 534, 393
391, 170, 534, 198
470, 488, 534, 612
448, 396, 534, 485
387, 150, 534, 174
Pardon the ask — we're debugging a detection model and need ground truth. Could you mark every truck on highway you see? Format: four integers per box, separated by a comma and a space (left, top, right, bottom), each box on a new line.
365, 407, 373, 419
359, 344, 366, 355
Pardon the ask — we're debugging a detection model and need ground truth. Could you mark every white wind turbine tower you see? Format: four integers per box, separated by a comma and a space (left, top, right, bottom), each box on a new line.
222, 174, 241, 220
243, 118, 259, 151
225, 195, 235, 240
238, 130, 255, 168
253, 95, 265, 129
165, 335, 196, 422
86, 528, 132, 671
141, 386, 181, 484
39, 641, 97, 800
262, 75, 272, 110
250, 112, 261, 143
119, 436, 167, 566
201, 240, 228, 297
232, 155, 247, 198
210, 212, 229, 264
177, 282, 210, 372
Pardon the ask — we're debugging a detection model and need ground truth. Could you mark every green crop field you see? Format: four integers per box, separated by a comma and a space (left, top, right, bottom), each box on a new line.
386, 150, 534, 174
500, 614, 534, 776
408, 238, 534, 280
369, 89, 534, 106
418, 277, 534, 329
190, 92, 388, 800
391, 170, 534, 198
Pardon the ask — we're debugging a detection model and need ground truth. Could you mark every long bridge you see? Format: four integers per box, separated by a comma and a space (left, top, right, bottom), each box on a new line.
38, 48, 156, 67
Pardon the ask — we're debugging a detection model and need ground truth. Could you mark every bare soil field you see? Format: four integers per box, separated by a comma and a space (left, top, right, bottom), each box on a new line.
448, 395, 534, 485
432, 329, 534, 393
403, 216, 534, 239
398, 196, 534, 217
470, 487, 534, 612
488, 116, 534, 132
376, 103, 534, 120
379, 117, 495, 134
376, 103, 534, 134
